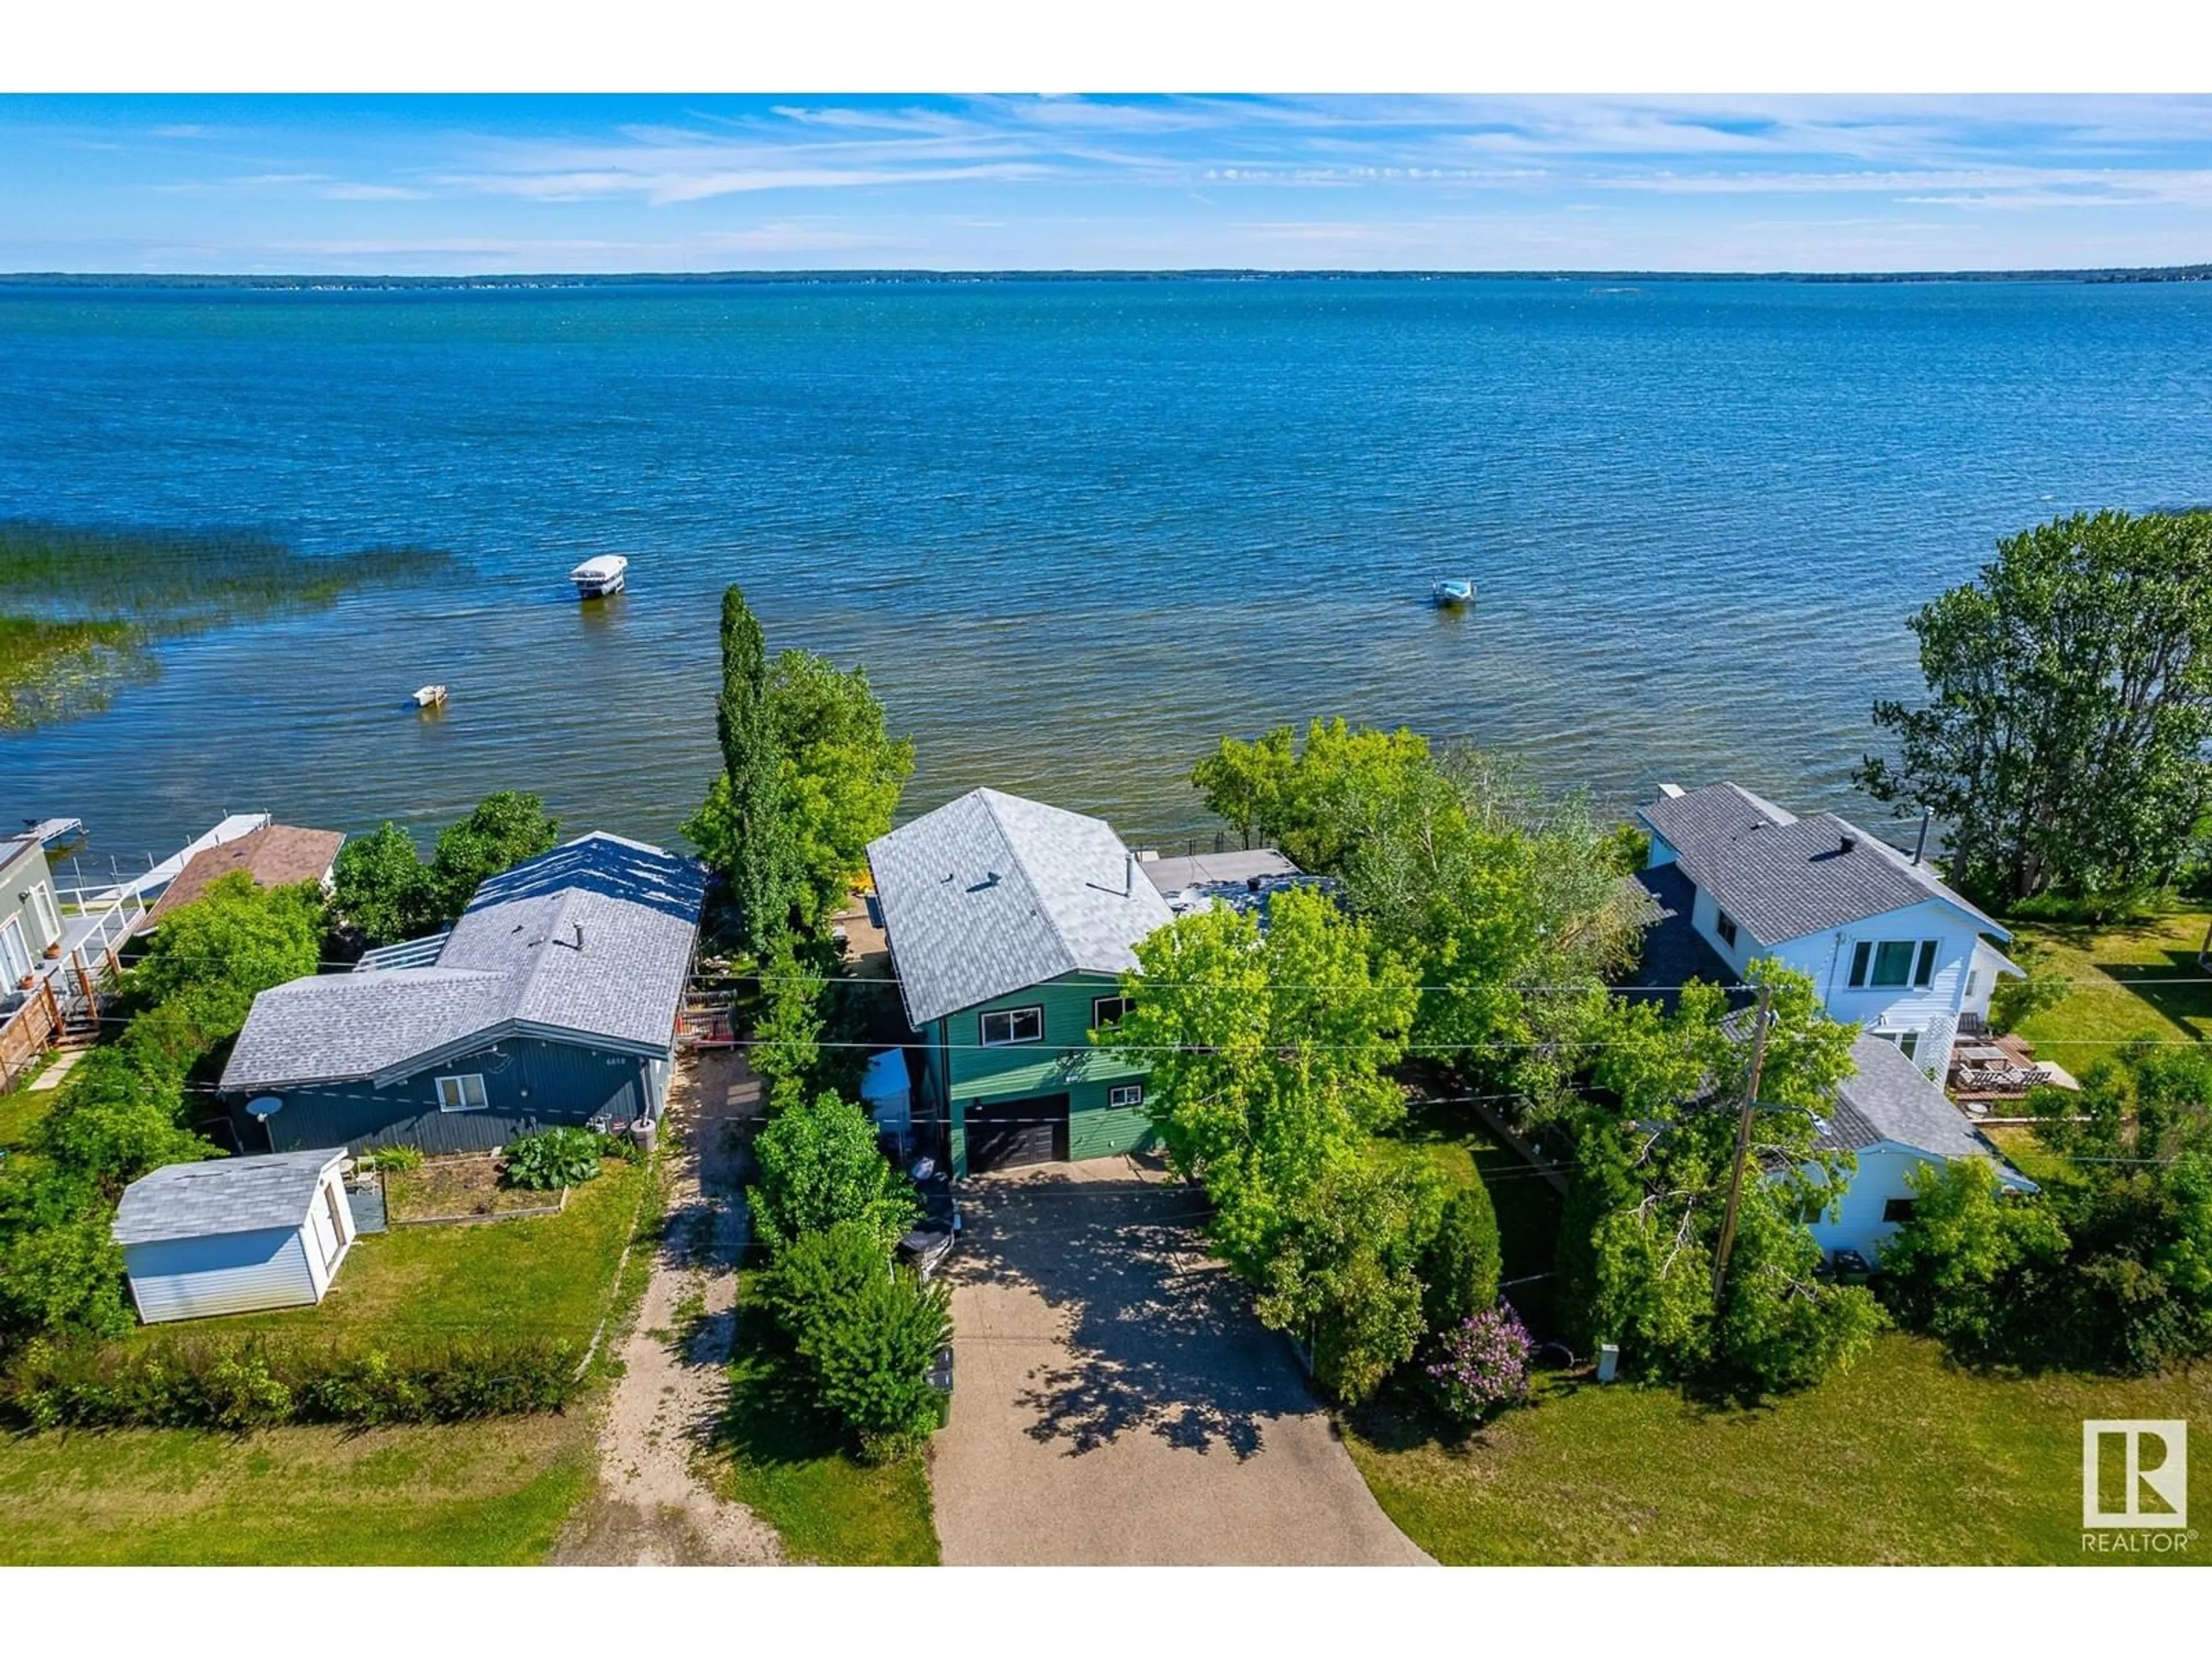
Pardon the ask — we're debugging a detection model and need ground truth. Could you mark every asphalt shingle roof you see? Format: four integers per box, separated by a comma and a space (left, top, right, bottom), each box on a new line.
1822, 1032, 2021, 1173
1639, 783, 2004, 947
144, 824, 346, 925
868, 788, 1174, 1028
113, 1149, 345, 1246
221, 832, 704, 1092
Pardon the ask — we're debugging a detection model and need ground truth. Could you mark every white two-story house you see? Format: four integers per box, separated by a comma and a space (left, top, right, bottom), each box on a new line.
1636, 782, 2022, 1076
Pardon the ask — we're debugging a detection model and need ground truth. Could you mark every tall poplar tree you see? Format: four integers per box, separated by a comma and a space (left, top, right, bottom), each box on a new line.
687, 584, 793, 948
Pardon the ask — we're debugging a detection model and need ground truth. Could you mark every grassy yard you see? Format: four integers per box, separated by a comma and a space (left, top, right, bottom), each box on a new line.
1344, 1333, 2208, 1565
118, 1157, 650, 1354
0, 1070, 54, 1153
705, 1270, 940, 1566
2006, 906, 2212, 1076
0, 1414, 593, 1565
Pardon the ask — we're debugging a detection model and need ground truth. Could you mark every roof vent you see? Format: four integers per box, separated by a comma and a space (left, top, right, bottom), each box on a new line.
571, 922, 585, 951
1839, 832, 1858, 854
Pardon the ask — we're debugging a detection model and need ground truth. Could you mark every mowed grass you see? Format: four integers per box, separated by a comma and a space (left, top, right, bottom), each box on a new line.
0, 1414, 593, 1565
1343, 1334, 2210, 1565
116, 1158, 649, 1352
706, 1271, 939, 1566
2006, 906, 2212, 1076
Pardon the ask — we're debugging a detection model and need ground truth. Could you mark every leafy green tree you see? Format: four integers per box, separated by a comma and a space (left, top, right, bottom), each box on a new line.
770, 1219, 952, 1462
0, 1196, 134, 1342
767, 650, 915, 933
1331, 747, 1650, 1101
1858, 509, 2212, 908
329, 821, 436, 946
1190, 718, 1429, 870
1877, 1157, 2071, 1359
425, 790, 560, 919
1557, 963, 1875, 1394
32, 1050, 213, 1202
130, 872, 325, 1044
1097, 885, 1418, 1281
687, 585, 794, 949
748, 1089, 917, 1253
1256, 1150, 1441, 1404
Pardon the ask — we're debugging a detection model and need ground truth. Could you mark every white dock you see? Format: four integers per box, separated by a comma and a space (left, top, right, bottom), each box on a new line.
73, 812, 272, 906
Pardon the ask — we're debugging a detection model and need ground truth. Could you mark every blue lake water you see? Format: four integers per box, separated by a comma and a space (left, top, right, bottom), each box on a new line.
3, 276, 2210, 872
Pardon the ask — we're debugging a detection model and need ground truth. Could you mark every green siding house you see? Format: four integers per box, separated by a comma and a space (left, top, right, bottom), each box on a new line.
870, 789, 1174, 1176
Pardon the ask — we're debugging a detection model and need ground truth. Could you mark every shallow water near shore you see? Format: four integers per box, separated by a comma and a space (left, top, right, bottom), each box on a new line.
2, 276, 2209, 865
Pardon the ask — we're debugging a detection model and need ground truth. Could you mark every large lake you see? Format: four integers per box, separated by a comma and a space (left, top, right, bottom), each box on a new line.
3, 277, 2209, 873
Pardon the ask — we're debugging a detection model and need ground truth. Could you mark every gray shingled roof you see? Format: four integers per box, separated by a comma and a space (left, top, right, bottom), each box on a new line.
222, 832, 704, 1092
1639, 783, 2005, 946
1821, 1033, 2030, 1185
1140, 848, 1301, 893
869, 789, 1174, 1028
113, 1149, 344, 1246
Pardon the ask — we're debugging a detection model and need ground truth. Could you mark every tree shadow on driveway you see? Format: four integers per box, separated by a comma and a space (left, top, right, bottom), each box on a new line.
949, 1166, 1318, 1461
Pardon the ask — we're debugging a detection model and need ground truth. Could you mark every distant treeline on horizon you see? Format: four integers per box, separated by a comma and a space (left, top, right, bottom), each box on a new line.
1, 266, 2210, 291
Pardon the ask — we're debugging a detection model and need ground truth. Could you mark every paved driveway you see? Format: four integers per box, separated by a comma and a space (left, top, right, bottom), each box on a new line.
931, 1160, 1431, 1566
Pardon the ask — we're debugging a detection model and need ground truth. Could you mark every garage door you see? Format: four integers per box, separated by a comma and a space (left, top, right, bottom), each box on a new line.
965, 1093, 1069, 1172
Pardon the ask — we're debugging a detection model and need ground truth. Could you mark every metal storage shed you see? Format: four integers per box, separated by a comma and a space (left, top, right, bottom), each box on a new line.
112, 1149, 356, 1324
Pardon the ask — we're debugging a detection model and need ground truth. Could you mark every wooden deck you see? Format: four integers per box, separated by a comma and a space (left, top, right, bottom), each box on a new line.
1949, 1031, 2080, 1111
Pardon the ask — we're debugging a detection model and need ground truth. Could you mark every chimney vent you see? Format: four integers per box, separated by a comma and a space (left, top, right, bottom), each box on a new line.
1839, 832, 1858, 855
571, 922, 585, 950
1911, 808, 1932, 865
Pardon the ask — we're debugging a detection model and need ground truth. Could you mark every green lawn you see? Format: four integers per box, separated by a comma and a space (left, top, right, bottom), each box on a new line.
706, 1270, 940, 1566
0, 1414, 594, 1565
118, 1157, 650, 1353
2006, 906, 2212, 1076
0, 1073, 53, 1153
1344, 1333, 2208, 1565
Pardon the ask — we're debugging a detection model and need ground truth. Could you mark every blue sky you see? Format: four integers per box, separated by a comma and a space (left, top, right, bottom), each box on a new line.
6, 94, 2212, 274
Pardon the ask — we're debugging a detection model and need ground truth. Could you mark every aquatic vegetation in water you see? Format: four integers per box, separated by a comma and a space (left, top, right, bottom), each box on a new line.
0, 522, 454, 732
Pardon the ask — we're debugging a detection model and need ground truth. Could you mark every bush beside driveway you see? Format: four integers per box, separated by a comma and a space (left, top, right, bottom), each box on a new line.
931, 1160, 1431, 1566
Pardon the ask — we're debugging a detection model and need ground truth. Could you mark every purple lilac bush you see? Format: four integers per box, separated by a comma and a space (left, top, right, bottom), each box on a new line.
1425, 1302, 1532, 1426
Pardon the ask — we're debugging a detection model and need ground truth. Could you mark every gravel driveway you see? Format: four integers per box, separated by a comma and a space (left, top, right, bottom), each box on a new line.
931, 1160, 1432, 1566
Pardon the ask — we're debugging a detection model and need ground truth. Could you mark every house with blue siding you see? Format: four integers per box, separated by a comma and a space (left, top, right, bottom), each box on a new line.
1636, 782, 2024, 1074
221, 832, 705, 1154
868, 789, 1173, 1176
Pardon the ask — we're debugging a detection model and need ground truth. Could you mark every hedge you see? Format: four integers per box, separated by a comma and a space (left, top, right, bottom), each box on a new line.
2, 1334, 585, 1431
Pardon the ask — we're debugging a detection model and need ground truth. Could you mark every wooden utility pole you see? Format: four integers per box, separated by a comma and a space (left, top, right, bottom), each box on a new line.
1711, 980, 1775, 1312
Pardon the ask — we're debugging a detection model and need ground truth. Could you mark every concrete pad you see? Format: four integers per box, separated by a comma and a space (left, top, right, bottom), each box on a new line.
931, 1160, 1431, 1566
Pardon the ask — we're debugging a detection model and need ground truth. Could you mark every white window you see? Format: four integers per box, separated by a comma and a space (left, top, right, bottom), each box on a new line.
0, 915, 30, 986
979, 1005, 1043, 1047
1108, 1082, 1145, 1109
1092, 994, 1135, 1029
30, 884, 60, 947
1713, 910, 1738, 949
436, 1073, 489, 1112
1874, 1029, 1922, 1062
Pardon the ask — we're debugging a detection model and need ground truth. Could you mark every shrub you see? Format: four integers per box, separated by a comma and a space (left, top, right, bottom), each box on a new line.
503, 1127, 604, 1191
749, 1089, 916, 1254
770, 1220, 951, 1462
1426, 1303, 1533, 1427
3, 1335, 584, 1430
365, 1143, 425, 1173
1418, 1181, 1502, 1332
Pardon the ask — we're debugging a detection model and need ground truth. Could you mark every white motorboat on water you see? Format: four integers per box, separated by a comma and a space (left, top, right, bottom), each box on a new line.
413, 684, 448, 709
1431, 578, 1476, 607
570, 555, 629, 598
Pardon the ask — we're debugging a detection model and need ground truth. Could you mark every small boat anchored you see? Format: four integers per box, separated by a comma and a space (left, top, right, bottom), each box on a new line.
412, 684, 448, 710
569, 555, 629, 599
1430, 578, 1476, 608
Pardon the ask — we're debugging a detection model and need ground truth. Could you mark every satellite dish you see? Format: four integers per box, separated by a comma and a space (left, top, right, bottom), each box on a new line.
247, 1096, 285, 1119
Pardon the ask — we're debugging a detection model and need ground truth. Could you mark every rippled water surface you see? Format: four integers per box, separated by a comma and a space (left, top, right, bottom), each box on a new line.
3, 277, 2210, 867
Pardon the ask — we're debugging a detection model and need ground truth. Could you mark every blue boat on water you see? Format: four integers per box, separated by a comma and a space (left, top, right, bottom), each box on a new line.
1431, 578, 1476, 608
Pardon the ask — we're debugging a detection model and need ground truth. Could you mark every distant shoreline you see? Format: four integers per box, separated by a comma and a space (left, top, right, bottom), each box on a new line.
2, 266, 2210, 291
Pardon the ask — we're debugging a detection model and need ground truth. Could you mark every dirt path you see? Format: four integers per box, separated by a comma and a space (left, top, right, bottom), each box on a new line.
551, 1050, 782, 1565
